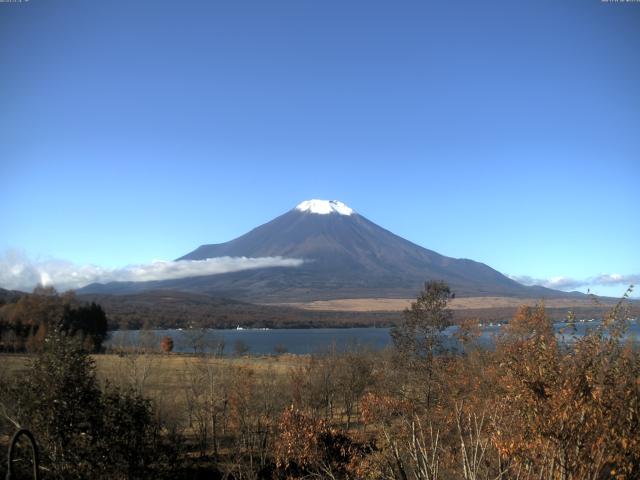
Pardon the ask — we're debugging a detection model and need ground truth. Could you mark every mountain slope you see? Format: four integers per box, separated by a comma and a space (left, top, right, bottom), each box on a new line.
81, 200, 577, 301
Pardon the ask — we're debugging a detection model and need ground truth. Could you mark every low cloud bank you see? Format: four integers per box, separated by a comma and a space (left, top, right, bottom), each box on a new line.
510, 273, 640, 292
0, 250, 305, 292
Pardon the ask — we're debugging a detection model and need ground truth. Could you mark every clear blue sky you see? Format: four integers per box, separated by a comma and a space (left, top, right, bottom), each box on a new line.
1, 0, 638, 296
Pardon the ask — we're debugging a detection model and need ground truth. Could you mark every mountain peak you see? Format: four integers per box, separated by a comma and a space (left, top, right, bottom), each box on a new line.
295, 199, 354, 216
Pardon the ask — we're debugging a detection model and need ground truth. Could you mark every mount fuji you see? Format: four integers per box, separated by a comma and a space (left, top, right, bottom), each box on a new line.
80, 200, 572, 301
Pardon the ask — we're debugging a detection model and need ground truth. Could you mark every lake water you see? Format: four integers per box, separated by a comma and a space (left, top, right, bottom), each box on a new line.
105, 319, 640, 355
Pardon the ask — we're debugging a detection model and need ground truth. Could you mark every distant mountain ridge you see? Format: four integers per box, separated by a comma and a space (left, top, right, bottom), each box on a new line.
81, 200, 580, 301
0, 287, 26, 304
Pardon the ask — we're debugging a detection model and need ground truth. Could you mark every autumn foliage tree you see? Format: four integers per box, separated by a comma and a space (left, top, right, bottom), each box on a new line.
2, 280, 638, 480
160, 335, 174, 353
493, 296, 640, 480
274, 405, 373, 479
0, 287, 109, 352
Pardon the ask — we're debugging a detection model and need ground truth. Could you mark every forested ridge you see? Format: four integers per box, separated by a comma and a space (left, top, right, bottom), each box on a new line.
2, 287, 630, 336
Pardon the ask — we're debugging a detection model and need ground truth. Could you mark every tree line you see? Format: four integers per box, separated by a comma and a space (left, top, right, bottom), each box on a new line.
0, 286, 108, 352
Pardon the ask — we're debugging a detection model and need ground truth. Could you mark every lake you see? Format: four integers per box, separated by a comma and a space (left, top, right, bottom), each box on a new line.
105, 319, 640, 355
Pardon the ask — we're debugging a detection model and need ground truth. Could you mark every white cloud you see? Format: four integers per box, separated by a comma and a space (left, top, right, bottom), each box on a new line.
0, 250, 305, 292
510, 273, 640, 292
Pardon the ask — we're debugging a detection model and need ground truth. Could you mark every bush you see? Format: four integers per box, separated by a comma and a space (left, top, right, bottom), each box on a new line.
9, 328, 163, 479
12, 329, 102, 478
97, 386, 157, 478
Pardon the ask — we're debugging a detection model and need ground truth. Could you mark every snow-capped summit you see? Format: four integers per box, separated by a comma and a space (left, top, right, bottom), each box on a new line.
295, 199, 354, 216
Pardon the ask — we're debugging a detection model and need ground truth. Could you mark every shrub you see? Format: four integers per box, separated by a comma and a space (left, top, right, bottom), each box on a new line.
97, 386, 157, 478
9, 329, 163, 479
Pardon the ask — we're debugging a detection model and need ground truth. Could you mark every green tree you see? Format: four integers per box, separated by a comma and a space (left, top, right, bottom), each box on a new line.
13, 329, 103, 478
97, 386, 157, 478
9, 329, 161, 479
391, 280, 454, 359
391, 280, 454, 410
60, 302, 109, 352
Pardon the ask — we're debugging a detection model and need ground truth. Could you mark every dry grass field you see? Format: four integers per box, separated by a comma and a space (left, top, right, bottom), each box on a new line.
1, 352, 302, 374
0, 352, 302, 409
275, 296, 620, 312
